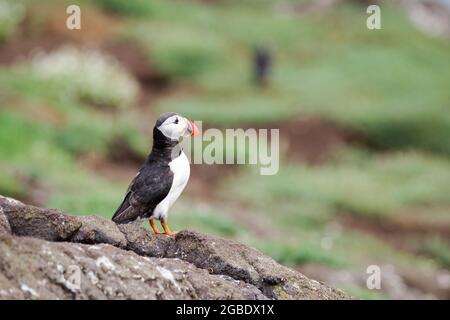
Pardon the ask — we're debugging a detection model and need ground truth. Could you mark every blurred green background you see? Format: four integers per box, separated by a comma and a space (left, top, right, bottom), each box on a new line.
0, 0, 449, 299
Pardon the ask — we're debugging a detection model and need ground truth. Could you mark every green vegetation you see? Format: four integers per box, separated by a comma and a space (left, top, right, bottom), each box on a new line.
0, 67, 140, 217
256, 241, 345, 268
227, 151, 450, 217
0, 0, 25, 43
122, 2, 450, 154
0, 68, 144, 156
171, 206, 244, 237
0, 163, 28, 199
424, 237, 450, 269
94, 0, 157, 17
29, 46, 139, 108
343, 287, 388, 300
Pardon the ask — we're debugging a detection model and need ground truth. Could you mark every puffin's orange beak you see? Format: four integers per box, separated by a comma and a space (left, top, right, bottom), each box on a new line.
187, 119, 199, 136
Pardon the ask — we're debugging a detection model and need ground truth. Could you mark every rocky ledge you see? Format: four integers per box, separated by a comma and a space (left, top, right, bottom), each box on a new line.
0, 195, 350, 300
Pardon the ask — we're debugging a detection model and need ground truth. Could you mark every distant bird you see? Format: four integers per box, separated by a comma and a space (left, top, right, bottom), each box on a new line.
253, 46, 273, 87
112, 112, 199, 235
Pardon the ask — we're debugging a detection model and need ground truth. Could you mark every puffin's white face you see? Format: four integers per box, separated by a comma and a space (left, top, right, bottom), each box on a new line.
157, 114, 199, 140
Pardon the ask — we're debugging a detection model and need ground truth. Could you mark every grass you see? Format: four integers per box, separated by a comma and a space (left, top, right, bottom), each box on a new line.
93, 0, 159, 17
0, 162, 28, 199
423, 237, 450, 269
0, 68, 146, 155
0, 67, 142, 214
343, 287, 388, 300
157, 93, 297, 125
171, 204, 244, 237
47, 180, 124, 217
226, 150, 450, 217
121, 3, 450, 154
0, 111, 125, 216
0, 107, 126, 216
255, 241, 345, 268
0, 0, 25, 43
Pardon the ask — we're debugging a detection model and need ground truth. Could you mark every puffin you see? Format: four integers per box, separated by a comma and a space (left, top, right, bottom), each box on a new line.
112, 112, 199, 235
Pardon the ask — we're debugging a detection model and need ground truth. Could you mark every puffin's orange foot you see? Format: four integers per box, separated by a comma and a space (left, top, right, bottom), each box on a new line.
161, 221, 177, 236
163, 230, 178, 235
149, 219, 162, 235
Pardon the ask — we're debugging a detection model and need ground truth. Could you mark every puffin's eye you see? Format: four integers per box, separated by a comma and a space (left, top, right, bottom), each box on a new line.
174, 118, 179, 124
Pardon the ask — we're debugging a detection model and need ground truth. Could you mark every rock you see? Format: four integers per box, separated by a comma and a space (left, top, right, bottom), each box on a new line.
118, 222, 173, 256
119, 224, 348, 299
0, 195, 351, 300
0, 236, 265, 299
0, 206, 11, 236
0, 196, 81, 241
72, 215, 127, 248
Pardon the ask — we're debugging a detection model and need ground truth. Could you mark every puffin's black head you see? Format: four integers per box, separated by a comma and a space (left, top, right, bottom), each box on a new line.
152, 112, 199, 149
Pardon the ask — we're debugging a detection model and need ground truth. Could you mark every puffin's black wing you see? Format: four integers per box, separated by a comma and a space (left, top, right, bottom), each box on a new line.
112, 163, 173, 224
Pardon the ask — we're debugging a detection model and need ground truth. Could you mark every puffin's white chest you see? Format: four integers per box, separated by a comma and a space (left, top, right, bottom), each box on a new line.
153, 151, 190, 220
